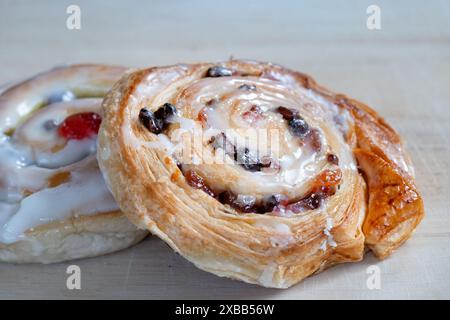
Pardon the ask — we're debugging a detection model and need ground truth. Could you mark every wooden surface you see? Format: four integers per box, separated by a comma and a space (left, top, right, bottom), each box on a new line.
0, 0, 449, 299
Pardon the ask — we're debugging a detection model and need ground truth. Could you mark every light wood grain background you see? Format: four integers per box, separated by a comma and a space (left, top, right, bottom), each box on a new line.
0, 0, 449, 299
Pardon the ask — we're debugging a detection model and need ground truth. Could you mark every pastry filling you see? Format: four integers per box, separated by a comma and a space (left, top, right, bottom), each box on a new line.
136, 65, 349, 215
183, 168, 341, 214
58, 112, 101, 140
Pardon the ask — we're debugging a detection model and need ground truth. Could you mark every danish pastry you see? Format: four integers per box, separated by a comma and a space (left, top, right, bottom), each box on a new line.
0, 64, 148, 263
98, 60, 424, 288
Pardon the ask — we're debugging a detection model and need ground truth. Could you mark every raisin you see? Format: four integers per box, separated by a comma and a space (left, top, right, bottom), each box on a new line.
277, 106, 310, 137
154, 103, 177, 120
219, 191, 257, 213
185, 170, 215, 197
258, 194, 284, 213
206, 66, 233, 77
301, 193, 323, 210
287, 193, 323, 213
289, 117, 310, 137
277, 106, 296, 121
306, 128, 322, 152
238, 84, 256, 91
139, 103, 177, 134
219, 191, 236, 206
327, 153, 339, 165
139, 108, 163, 134
205, 98, 218, 106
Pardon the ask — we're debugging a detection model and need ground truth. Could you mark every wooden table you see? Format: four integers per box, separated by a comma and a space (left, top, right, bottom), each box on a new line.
0, 0, 449, 299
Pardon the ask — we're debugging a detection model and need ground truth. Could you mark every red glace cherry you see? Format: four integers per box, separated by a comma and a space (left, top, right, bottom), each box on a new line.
58, 112, 102, 140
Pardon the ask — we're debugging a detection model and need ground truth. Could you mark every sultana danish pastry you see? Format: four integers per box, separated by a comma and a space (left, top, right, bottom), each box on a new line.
98, 60, 424, 288
0, 64, 148, 263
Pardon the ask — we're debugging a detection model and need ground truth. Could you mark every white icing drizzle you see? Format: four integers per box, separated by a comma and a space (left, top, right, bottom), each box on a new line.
124, 64, 359, 210
36, 138, 97, 168
0, 167, 118, 243
258, 262, 279, 287
176, 76, 349, 200
0, 98, 119, 244
321, 217, 337, 251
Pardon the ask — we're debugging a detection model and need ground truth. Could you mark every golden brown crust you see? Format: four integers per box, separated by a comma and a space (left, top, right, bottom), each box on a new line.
286, 72, 424, 259
98, 60, 423, 287
354, 149, 423, 258
318, 96, 423, 259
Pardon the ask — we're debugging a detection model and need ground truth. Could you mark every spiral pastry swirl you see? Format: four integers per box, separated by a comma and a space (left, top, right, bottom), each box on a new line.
98, 60, 424, 288
0, 65, 147, 263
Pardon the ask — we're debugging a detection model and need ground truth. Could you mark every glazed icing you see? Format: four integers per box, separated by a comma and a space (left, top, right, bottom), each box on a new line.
116, 64, 360, 219
123, 67, 358, 204
175, 76, 356, 200
0, 98, 119, 244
